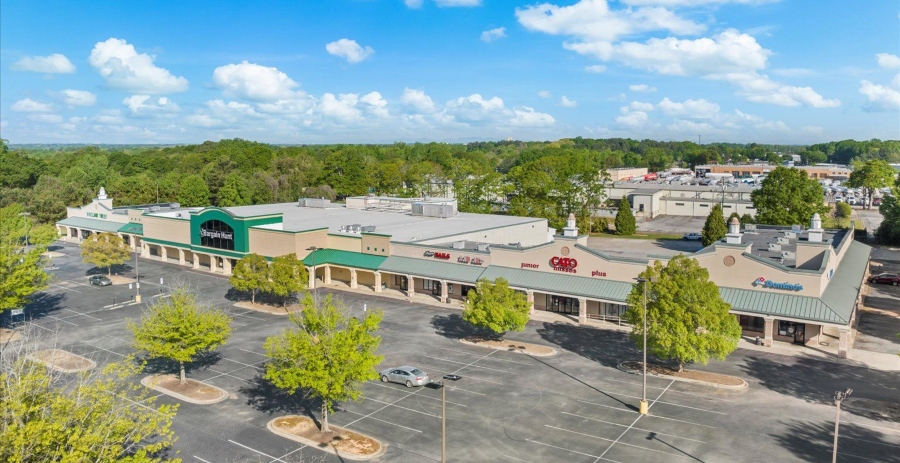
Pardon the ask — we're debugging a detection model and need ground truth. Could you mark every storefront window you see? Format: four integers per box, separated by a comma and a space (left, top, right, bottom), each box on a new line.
199, 220, 235, 250
739, 315, 765, 332
546, 295, 579, 314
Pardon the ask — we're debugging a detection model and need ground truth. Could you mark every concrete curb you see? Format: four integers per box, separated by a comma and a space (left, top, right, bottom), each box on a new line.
616, 362, 749, 390
28, 349, 96, 373
233, 301, 301, 316
267, 416, 385, 461
460, 338, 558, 357
141, 375, 229, 405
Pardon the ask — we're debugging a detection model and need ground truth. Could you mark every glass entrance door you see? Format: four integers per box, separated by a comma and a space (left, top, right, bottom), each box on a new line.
546, 295, 579, 315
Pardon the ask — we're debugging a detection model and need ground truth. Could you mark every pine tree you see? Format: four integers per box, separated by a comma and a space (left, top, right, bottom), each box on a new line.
614, 201, 636, 235
702, 204, 728, 246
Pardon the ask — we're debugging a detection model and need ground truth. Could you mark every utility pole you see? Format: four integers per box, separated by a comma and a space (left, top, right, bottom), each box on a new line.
18, 212, 31, 246
442, 377, 446, 463
134, 245, 141, 303
832, 388, 852, 463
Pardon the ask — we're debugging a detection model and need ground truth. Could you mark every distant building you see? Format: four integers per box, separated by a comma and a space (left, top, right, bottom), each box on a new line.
606, 167, 648, 182
696, 163, 852, 180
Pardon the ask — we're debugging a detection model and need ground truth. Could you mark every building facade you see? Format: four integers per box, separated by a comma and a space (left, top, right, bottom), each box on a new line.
695, 164, 853, 180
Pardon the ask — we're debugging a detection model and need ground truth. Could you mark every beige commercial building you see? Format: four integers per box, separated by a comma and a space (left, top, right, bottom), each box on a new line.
696, 164, 853, 180
607, 167, 649, 182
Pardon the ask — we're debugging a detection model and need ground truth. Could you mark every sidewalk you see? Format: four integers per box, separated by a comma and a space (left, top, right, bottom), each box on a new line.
736, 336, 899, 372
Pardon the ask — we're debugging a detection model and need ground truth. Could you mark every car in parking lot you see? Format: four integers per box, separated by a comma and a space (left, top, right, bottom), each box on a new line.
868, 273, 900, 285
380, 366, 430, 387
88, 275, 113, 286
682, 232, 702, 241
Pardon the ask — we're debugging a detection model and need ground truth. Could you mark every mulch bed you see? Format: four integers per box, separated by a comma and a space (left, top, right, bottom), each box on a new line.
30, 348, 95, 372
269, 415, 382, 459
145, 374, 227, 402
462, 336, 557, 357
108, 275, 135, 285
234, 301, 302, 315
622, 361, 745, 387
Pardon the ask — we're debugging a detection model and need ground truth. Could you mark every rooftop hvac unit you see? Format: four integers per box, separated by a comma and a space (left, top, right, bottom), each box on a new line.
781, 251, 796, 260
361, 225, 376, 233
768, 243, 782, 252
785, 231, 797, 239
476, 243, 489, 252
171, 203, 180, 208
300, 198, 331, 208
776, 237, 790, 245
149, 206, 160, 212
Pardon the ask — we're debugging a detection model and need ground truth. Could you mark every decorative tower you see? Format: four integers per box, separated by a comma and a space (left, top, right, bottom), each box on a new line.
808, 213, 824, 243
725, 216, 743, 244
563, 213, 579, 237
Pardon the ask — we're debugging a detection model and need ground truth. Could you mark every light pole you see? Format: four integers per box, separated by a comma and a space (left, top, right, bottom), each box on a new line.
832, 388, 852, 463
306, 246, 318, 300
636, 276, 657, 415
134, 245, 141, 303
440, 374, 461, 463
18, 212, 31, 246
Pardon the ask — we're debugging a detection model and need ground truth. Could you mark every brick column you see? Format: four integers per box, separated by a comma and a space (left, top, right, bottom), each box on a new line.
440, 280, 448, 303
838, 329, 852, 358
763, 316, 774, 347
141, 243, 149, 258
578, 298, 587, 325
374, 272, 382, 293
526, 290, 535, 315
350, 269, 358, 289
323, 265, 332, 284
160, 246, 167, 262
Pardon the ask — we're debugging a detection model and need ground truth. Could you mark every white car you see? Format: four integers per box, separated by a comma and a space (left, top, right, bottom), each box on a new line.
682, 232, 702, 241
848, 197, 857, 205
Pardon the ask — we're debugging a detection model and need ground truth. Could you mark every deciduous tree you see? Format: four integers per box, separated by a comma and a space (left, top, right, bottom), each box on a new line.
178, 174, 210, 207
751, 167, 829, 225
230, 253, 269, 304
462, 278, 531, 340
702, 204, 728, 246
216, 173, 252, 207
129, 288, 232, 384
268, 253, 308, 307
264, 294, 383, 432
624, 256, 741, 372
81, 231, 131, 277
846, 159, 895, 209
0, 204, 51, 317
614, 201, 636, 235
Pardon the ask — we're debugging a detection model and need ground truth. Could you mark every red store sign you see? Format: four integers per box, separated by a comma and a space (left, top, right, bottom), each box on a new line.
550, 256, 578, 274
433, 252, 450, 260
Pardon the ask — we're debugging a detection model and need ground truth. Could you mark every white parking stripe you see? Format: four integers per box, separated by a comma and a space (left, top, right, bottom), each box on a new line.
843, 421, 900, 434
547, 424, 698, 460
836, 451, 891, 463
598, 376, 736, 402
238, 348, 269, 357
360, 395, 441, 418
439, 347, 533, 365
83, 343, 126, 358
525, 439, 623, 462
64, 309, 102, 321
424, 355, 520, 374
415, 363, 505, 385
45, 315, 78, 326
228, 440, 288, 463
340, 410, 423, 433
595, 380, 673, 462
193, 456, 212, 463
840, 435, 900, 449
561, 411, 707, 443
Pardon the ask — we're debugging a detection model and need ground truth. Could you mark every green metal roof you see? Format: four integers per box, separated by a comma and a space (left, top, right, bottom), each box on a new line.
117, 222, 144, 235
303, 249, 386, 271
57, 217, 125, 233
378, 256, 486, 283
478, 265, 635, 302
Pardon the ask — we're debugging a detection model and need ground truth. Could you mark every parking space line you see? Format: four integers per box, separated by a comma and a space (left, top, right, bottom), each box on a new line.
193, 456, 212, 463
221, 357, 263, 368
369, 382, 468, 406
599, 376, 735, 402
64, 309, 102, 321
228, 440, 287, 463
229, 310, 267, 321
561, 411, 707, 443
424, 355, 520, 374
600, 391, 725, 415
439, 347, 533, 366
104, 334, 131, 344
837, 451, 891, 463
595, 380, 674, 462
45, 315, 78, 326
83, 342, 126, 358
341, 409, 423, 433
206, 368, 251, 382
843, 421, 900, 434
503, 455, 535, 462
361, 395, 441, 418
525, 439, 622, 462
575, 398, 634, 414
447, 385, 486, 396
841, 435, 900, 449
238, 348, 269, 357
547, 424, 698, 460
415, 363, 506, 385
269, 444, 308, 463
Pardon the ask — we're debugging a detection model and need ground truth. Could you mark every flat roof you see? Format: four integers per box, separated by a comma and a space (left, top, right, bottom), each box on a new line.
223, 202, 544, 243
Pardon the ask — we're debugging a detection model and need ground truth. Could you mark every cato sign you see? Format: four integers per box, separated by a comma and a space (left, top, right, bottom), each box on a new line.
754, 277, 803, 291
550, 256, 577, 274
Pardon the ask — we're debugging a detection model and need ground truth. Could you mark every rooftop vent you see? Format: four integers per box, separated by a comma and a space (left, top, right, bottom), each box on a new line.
476, 243, 489, 252
361, 225, 376, 233
299, 198, 331, 208
451, 241, 466, 249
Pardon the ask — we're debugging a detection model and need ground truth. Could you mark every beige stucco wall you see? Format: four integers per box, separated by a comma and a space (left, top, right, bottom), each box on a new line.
693, 244, 823, 296
490, 239, 649, 284
142, 216, 191, 244
608, 167, 648, 181
361, 234, 391, 255
390, 243, 491, 268
249, 228, 299, 257
327, 234, 362, 252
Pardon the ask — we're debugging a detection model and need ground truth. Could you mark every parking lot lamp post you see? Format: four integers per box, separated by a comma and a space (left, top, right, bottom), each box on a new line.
134, 247, 141, 303
440, 374, 461, 463
18, 212, 30, 246
832, 388, 852, 463
636, 276, 656, 415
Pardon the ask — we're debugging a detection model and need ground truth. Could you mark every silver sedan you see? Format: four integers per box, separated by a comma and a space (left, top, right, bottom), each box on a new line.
380, 366, 430, 387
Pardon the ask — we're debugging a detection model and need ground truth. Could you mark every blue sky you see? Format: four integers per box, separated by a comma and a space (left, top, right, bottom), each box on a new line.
1, 0, 898, 145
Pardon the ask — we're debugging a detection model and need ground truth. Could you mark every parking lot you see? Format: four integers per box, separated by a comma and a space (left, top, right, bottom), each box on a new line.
9, 242, 900, 463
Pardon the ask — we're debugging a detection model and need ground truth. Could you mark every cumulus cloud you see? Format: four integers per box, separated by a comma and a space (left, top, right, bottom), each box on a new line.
401, 88, 436, 113
511, 106, 556, 127
325, 39, 374, 64
442, 94, 555, 127
616, 110, 650, 128
876, 53, 900, 70
859, 80, 900, 110
585, 65, 607, 73
89, 38, 188, 93
360, 91, 390, 118
59, 89, 97, 107
213, 61, 301, 101
122, 95, 181, 115
657, 97, 719, 118
11, 99, 52, 112
481, 27, 506, 42
621, 0, 777, 5
559, 96, 577, 107
537, 90, 553, 98
11, 53, 76, 73
629, 84, 657, 93
404, 0, 423, 7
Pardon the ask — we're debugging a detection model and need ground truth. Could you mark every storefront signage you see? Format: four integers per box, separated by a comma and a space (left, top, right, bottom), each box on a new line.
424, 251, 434, 257
87, 212, 107, 219
199, 220, 236, 251
471, 258, 484, 265
550, 257, 578, 274
591, 270, 607, 277
433, 252, 450, 260
200, 229, 234, 240
521, 262, 539, 269
458, 256, 470, 263
753, 277, 803, 291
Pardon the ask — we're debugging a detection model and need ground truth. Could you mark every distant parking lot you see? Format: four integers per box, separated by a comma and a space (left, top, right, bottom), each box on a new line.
10, 242, 900, 463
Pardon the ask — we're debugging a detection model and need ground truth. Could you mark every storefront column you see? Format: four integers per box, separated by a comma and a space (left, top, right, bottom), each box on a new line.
307, 266, 315, 289
323, 265, 332, 284
440, 280, 448, 304
578, 298, 587, 325
407, 275, 416, 299
838, 329, 852, 358
222, 258, 232, 276
350, 269, 358, 289
374, 272, 382, 293
160, 246, 167, 262
192, 253, 200, 269
526, 290, 535, 315
763, 316, 774, 347
178, 249, 185, 266
141, 243, 149, 258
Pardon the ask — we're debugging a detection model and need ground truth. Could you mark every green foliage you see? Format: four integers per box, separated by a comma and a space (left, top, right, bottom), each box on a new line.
0, 204, 51, 315
702, 204, 728, 246
751, 167, 829, 225
216, 173, 252, 207
876, 177, 900, 244
614, 202, 636, 235
624, 256, 741, 371
462, 278, 531, 339
129, 288, 232, 384
230, 253, 269, 304
80, 231, 131, 277
740, 213, 754, 224
0, 356, 179, 463
177, 174, 210, 207
268, 253, 308, 307
728, 212, 741, 221
264, 294, 383, 432
834, 202, 852, 219
846, 159, 896, 209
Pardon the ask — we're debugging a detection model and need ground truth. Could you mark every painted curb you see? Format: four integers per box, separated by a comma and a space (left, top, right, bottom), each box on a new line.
460, 338, 558, 357
141, 375, 229, 405
267, 416, 386, 461
616, 362, 749, 390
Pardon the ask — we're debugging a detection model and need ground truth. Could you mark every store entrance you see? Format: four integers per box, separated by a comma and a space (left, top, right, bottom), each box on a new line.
546, 295, 579, 315
779, 320, 805, 345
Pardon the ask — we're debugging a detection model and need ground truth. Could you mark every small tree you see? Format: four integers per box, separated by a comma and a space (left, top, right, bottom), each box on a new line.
846, 159, 895, 210
129, 288, 232, 384
264, 294, 383, 432
728, 212, 741, 222
834, 202, 852, 219
702, 204, 728, 246
230, 253, 269, 304
614, 201, 636, 235
624, 256, 741, 372
740, 213, 754, 224
462, 278, 531, 340
0, 204, 51, 317
751, 166, 829, 225
80, 231, 131, 277
268, 253, 308, 307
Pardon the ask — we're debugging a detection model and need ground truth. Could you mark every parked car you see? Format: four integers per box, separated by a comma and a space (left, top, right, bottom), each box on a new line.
88, 275, 112, 286
868, 273, 900, 285
380, 366, 430, 387
873, 198, 882, 206
847, 197, 857, 205
682, 232, 702, 241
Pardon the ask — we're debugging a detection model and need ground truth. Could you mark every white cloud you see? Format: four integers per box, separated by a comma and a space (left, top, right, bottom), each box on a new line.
657, 97, 719, 118
621, 0, 778, 5
59, 89, 97, 107
628, 101, 656, 111
511, 106, 556, 127
442, 94, 555, 127
859, 80, 900, 110
629, 84, 657, 93
404, 0, 423, 7
213, 61, 301, 101
717, 73, 840, 107
89, 38, 188, 93
360, 91, 390, 118
325, 39, 374, 64
11, 53, 76, 74
11, 99, 52, 112
537, 90, 553, 98
481, 27, 507, 42
584, 65, 607, 73
93, 109, 123, 124
770, 68, 817, 78
28, 114, 63, 124
559, 96, 577, 107
401, 88, 436, 113
319, 93, 364, 122
616, 110, 650, 128
122, 95, 180, 115
876, 53, 900, 70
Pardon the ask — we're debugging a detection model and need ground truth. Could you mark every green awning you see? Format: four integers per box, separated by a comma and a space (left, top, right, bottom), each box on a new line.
478, 265, 634, 302
303, 248, 386, 271
56, 217, 125, 233
118, 223, 144, 235
378, 256, 487, 283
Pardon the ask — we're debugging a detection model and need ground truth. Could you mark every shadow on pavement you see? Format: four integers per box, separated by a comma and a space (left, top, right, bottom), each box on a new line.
772, 420, 900, 463
239, 374, 322, 428
431, 313, 481, 340
137, 350, 223, 378
10, 292, 67, 326
536, 321, 640, 368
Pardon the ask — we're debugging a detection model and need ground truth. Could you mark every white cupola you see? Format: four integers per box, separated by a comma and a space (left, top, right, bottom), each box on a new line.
725, 216, 743, 244
808, 213, 824, 243
563, 213, 579, 237
98, 187, 108, 200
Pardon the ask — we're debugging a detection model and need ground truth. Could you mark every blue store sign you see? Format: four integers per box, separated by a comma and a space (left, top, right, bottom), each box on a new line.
753, 277, 803, 291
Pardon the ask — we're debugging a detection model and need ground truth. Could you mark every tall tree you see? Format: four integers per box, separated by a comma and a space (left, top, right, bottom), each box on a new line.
80, 232, 131, 277
129, 288, 233, 384
702, 204, 728, 246
264, 294, 383, 432
0, 204, 52, 317
178, 174, 210, 207
268, 253, 308, 307
876, 176, 900, 244
846, 159, 895, 210
614, 201, 636, 235
230, 253, 270, 304
751, 166, 829, 225
624, 256, 741, 372
216, 172, 252, 207
462, 278, 531, 340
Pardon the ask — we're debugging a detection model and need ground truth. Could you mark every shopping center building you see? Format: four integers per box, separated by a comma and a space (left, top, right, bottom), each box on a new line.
58, 188, 872, 357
